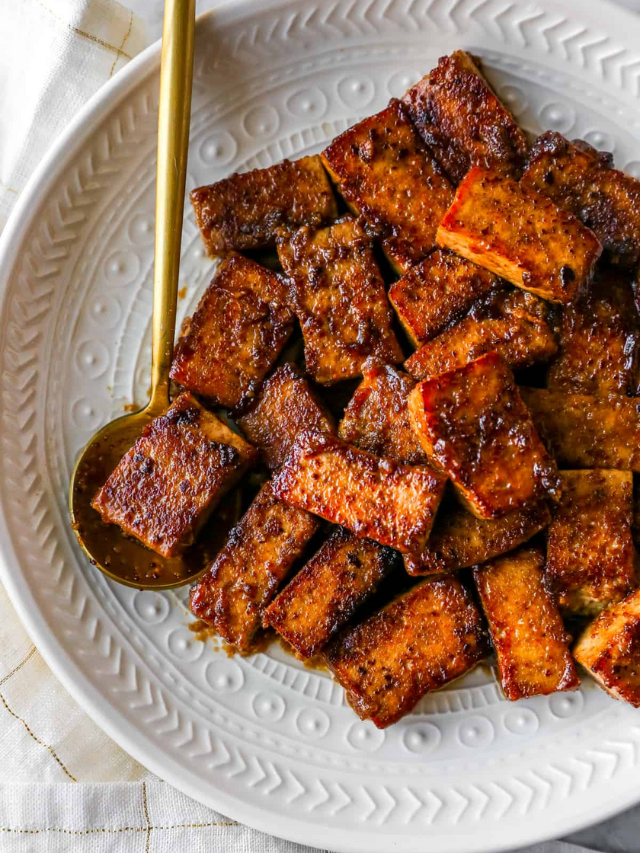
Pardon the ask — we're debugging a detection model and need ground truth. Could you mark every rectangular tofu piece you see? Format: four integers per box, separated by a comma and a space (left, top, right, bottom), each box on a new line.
408, 352, 560, 519
92, 393, 257, 558
521, 131, 640, 267
190, 155, 337, 256
278, 218, 402, 383
474, 547, 580, 700
324, 575, 488, 728
520, 387, 640, 471
271, 431, 446, 552
437, 167, 602, 304
389, 249, 500, 347
263, 528, 398, 659
402, 50, 529, 183
189, 482, 319, 651
546, 470, 636, 617
321, 100, 454, 272
404, 287, 557, 380
574, 589, 640, 706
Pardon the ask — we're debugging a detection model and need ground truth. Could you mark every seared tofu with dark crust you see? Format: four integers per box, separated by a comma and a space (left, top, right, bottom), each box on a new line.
404, 287, 557, 380
263, 528, 398, 659
190, 156, 337, 256
170, 254, 294, 412
574, 589, 640, 707
389, 249, 500, 347
324, 575, 488, 728
521, 131, 640, 267
402, 50, 529, 183
189, 482, 319, 652
474, 547, 580, 700
92, 393, 257, 558
321, 100, 454, 273
271, 431, 446, 552
546, 470, 636, 617
237, 363, 335, 471
408, 352, 560, 519
278, 218, 402, 384
520, 387, 640, 471
437, 167, 602, 304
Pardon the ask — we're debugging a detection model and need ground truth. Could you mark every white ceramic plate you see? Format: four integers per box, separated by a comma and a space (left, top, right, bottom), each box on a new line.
3, 0, 640, 850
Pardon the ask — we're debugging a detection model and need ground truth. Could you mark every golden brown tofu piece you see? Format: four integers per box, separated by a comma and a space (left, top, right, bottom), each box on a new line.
520, 387, 640, 471
437, 167, 602, 304
321, 100, 454, 272
474, 547, 580, 700
189, 482, 319, 651
404, 287, 557, 381
190, 156, 337, 256
263, 528, 398, 659
325, 575, 487, 728
388, 249, 500, 347
546, 470, 636, 617
92, 393, 257, 558
574, 589, 640, 706
402, 50, 529, 183
522, 131, 640, 267
278, 218, 402, 383
408, 352, 559, 519
272, 431, 446, 552
170, 254, 294, 411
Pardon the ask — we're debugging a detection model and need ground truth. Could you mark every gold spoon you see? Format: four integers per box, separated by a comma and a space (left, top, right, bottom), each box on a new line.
69, 0, 237, 589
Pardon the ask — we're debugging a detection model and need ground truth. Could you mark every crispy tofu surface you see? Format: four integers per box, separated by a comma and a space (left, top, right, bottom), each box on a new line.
474, 547, 580, 700
189, 482, 319, 651
92, 393, 257, 558
271, 431, 446, 552
325, 575, 488, 728
190, 156, 337, 256
321, 100, 454, 272
408, 352, 559, 518
437, 167, 602, 304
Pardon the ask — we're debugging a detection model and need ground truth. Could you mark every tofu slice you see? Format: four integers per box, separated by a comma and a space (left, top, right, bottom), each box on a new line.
324, 575, 488, 728
92, 393, 257, 558
271, 431, 446, 552
474, 547, 580, 700
321, 100, 454, 273
437, 167, 602, 304
263, 528, 398, 659
190, 155, 337, 256
189, 482, 320, 651
546, 470, 637, 617
388, 249, 500, 347
278, 218, 402, 384
404, 287, 557, 381
402, 50, 529, 183
408, 352, 560, 519
521, 131, 640, 267
574, 589, 640, 706
170, 254, 294, 411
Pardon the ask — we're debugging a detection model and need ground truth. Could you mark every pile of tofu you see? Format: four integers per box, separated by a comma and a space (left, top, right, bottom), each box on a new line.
92, 50, 640, 729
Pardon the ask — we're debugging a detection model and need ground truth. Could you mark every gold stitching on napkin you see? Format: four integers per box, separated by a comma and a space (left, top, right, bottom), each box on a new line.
109, 11, 133, 78
0, 182, 19, 195
142, 781, 151, 852
30, 0, 134, 60
0, 821, 237, 835
0, 646, 36, 686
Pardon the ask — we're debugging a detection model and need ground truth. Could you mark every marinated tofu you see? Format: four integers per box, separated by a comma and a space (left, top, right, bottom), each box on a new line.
190, 156, 337, 256
437, 167, 602, 304
474, 547, 580, 700
321, 100, 454, 273
189, 482, 319, 651
92, 393, 257, 558
237, 363, 335, 471
263, 528, 398, 659
324, 575, 488, 728
278, 218, 402, 384
402, 50, 529, 183
271, 431, 446, 552
408, 352, 560, 519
